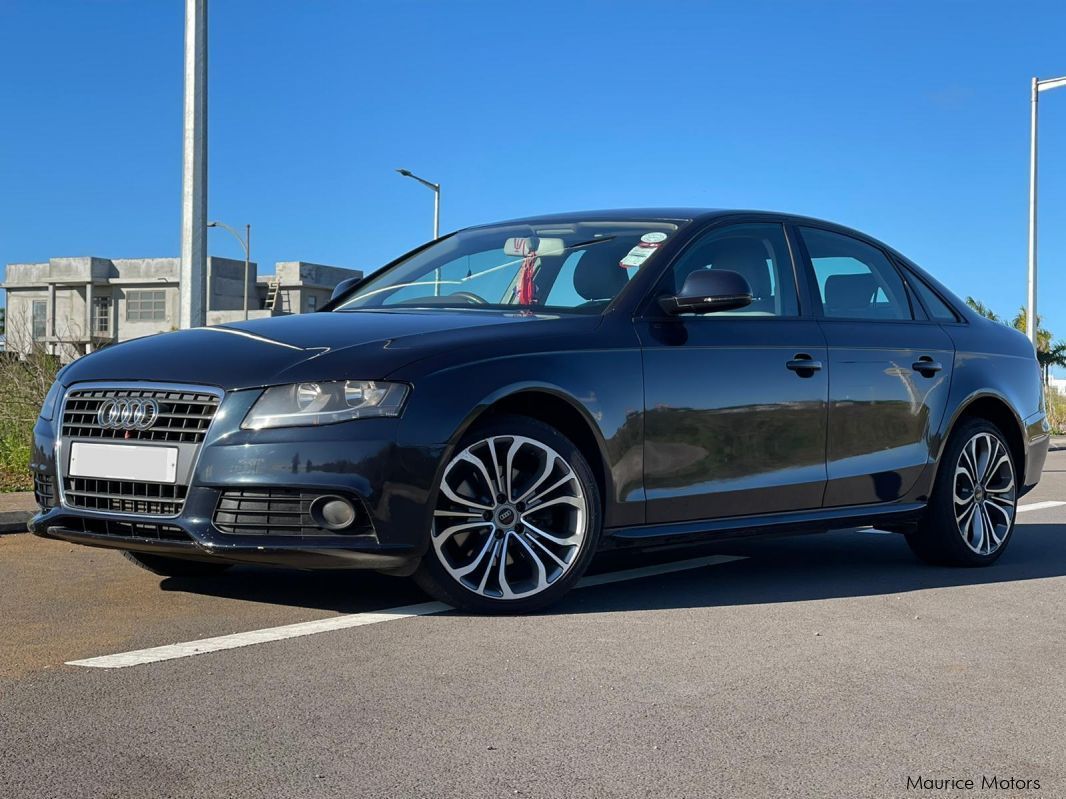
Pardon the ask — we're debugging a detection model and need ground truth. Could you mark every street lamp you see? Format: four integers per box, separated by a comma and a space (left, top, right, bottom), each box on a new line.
207, 221, 251, 321
396, 168, 442, 295
1027, 74, 1066, 347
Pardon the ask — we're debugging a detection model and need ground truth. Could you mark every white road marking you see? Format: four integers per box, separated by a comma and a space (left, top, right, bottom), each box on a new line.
1017, 500, 1066, 513
66, 554, 747, 669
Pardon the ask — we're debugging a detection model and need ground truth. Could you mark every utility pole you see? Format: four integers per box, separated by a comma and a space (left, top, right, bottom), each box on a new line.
180, 0, 208, 329
1026, 73, 1066, 347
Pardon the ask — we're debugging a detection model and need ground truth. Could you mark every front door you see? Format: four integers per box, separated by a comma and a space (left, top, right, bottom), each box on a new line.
794, 225, 956, 507
636, 222, 829, 524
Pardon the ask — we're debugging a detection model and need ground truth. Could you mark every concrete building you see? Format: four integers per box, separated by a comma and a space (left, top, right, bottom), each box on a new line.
1, 256, 361, 361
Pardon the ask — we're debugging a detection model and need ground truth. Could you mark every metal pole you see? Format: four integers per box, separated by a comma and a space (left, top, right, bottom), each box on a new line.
433, 186, 440, 239
1027, 77, 1039, 347
244, 223, 251, 321
179, 0, 208, 330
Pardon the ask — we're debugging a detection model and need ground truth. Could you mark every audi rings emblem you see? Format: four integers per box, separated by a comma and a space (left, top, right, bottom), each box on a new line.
97, 398, 161, 431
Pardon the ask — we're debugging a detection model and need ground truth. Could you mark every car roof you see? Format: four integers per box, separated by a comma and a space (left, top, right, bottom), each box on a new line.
465, 207, 872, 232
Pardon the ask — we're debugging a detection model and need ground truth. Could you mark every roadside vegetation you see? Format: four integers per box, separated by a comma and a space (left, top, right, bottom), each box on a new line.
966, 296, 1066, 433
0, 345, 60, 492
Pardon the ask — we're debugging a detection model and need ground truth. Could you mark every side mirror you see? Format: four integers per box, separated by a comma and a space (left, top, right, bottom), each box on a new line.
658, 269, 753, 315
329, 276, 363, 303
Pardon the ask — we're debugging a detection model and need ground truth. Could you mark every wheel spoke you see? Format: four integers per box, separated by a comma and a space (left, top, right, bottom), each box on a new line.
519, 470, 574, 506
434, 520, 491, 543
477, 539, 503, 594
525, 494, 584, 513
522, 519, 580, 547
457, 450, 499, 502
513, 534, 549, 592
497, 532, 515, 599
453, 531, 498, 578
524, 531, 570, 569
969, 504, 985, 552
513, 454, 560, 504
439, 479, 493, 512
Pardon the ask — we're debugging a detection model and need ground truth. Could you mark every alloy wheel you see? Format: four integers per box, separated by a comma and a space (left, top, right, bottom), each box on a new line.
432, 435, 588, 600
953, 432, 1016, 555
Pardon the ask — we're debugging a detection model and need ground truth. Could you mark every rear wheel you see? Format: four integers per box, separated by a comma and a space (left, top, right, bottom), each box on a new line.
414, 414, 602, 613
906, 418, 1018, 566
123, 551, 233, 577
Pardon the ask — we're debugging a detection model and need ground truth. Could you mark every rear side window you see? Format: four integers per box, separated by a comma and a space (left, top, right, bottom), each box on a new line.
799, 227, 912, 320
904, 268, 960, 322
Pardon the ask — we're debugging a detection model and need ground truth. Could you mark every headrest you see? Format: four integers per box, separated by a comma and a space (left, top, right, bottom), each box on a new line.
573, 243, 631, 301
503, 237, 565, 257
824, 273, 877, 311
701, 237, 772, 296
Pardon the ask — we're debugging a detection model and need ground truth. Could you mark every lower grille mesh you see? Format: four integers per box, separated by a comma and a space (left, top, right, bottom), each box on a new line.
63, 477, 187, 516
213, 489, 373, 536
73, 517, 193, 542
34, 474, 56, 510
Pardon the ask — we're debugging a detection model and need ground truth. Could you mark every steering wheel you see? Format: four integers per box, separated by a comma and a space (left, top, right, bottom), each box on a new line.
448, 290, 488, 305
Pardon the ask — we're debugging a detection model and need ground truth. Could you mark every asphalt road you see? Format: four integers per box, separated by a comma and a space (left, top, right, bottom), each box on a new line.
3, 450, 1065, 798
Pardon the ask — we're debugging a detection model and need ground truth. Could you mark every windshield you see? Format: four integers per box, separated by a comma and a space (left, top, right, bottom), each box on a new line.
334, 220, 686, 314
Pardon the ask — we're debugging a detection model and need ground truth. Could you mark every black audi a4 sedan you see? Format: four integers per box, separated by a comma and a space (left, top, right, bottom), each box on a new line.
30, 209, 1049, 612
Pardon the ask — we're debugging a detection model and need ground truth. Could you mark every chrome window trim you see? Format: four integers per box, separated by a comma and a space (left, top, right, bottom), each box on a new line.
55, 381, 225, 520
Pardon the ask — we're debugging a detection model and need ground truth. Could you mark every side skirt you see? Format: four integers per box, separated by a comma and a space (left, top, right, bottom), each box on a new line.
601, 502, 926, 549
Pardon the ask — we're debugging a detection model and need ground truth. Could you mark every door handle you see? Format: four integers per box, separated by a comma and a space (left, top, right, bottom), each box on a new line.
912, 358, 943, 376
786, 355, 823, 374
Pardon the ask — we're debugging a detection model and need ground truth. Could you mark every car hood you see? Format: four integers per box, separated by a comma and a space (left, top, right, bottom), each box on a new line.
60, 309, 595, 391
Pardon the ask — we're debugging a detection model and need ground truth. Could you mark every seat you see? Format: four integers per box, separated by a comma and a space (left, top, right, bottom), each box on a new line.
572, 242, 632, 304
823, 273, 877, 317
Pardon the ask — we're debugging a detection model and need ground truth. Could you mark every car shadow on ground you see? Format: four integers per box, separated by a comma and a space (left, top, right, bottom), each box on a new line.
159, 520, 1066, 616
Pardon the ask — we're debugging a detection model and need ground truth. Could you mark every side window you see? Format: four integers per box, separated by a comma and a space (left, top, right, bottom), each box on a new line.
658, 223, 799, 317
799, 227, 912, 320
904, 268, 960, 322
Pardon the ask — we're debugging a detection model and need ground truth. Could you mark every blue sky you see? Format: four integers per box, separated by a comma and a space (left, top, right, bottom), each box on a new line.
2, 0, 1066, 340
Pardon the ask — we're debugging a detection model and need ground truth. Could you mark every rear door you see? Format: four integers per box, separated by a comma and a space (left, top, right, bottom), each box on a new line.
793, 225, 955, 506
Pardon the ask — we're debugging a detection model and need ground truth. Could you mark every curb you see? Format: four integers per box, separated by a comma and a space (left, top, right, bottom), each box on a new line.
0, 511, 32, 534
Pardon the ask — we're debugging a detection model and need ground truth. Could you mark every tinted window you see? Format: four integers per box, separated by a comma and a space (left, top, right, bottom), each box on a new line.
905, 269, 959, 322
799, 227, 912, 320
658, 223, 799, 316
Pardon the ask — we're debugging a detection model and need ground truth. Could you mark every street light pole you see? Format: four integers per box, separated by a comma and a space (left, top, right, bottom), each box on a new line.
396, 168, 442, 294
207, 220, 251, 321
1027, 74, 1066, 347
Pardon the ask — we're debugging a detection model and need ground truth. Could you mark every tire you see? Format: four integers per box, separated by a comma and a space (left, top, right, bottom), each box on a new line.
414, 414, 602, 613
123, 551, 233, 577
906, 418, 1018, 567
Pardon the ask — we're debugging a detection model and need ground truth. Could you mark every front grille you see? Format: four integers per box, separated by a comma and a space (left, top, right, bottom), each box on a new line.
72, 516, 193, 542
34, 474, 56, 509
62, 387, 220, 443
213, 489, 373, 536
63, 477, 187, 516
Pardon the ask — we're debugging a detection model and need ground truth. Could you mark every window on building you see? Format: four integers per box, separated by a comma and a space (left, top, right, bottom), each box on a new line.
93, 296, 112, 334
126, 289, 167, 322
307, 295, 318, 312
31, 300, 47, 340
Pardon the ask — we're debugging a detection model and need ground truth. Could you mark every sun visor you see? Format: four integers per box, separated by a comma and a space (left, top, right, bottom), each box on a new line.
503, 237, 565, 257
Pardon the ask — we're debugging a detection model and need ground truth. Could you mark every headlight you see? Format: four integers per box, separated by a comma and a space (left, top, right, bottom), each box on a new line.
39, 379, 64, 422
242, 380, 409, 430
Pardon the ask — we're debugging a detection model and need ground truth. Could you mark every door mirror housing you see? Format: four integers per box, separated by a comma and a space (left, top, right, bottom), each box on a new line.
329, 276, 363, 303
658, 269, 753, 315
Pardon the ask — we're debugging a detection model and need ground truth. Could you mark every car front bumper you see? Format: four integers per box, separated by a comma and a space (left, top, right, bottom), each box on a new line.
30, 385, 446, 574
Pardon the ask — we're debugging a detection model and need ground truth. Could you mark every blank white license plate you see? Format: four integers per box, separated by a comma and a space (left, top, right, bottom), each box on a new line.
68, 442, 179, 484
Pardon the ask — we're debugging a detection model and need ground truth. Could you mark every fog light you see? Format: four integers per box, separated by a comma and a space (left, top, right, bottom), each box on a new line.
309, 495, 357, 531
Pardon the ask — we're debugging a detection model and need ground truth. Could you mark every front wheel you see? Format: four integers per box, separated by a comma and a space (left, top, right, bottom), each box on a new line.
414, 414, 602, 613
906, 419, 1018, 567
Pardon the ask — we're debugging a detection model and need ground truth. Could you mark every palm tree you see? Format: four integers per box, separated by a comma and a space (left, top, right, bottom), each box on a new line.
965, 297, 999, 321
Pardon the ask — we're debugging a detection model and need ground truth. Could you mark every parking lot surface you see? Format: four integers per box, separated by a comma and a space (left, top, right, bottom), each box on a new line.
2, 449, 1065, 798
